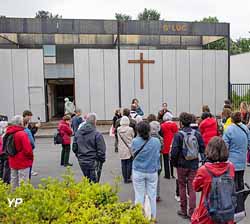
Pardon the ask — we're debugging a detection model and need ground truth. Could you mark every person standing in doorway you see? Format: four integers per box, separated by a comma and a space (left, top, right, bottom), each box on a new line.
64, 98, 75, 116
75, 113, 106, 182
117, 116, 134, 183
58, 115, 73, 167
161, 112, 178, 179
223, 112, 250, 192
132, 98, 144, 116
171, 112, 205, 219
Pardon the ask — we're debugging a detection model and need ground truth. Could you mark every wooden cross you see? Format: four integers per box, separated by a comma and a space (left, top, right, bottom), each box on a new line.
128, 53, 155, 89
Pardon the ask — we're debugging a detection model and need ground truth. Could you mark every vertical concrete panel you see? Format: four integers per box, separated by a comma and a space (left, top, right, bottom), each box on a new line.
104, 50, 119, 120
176, 50, 190, 116
89, 49, 105, 120
163, 50, 177, 116
0, 50, 14, 118
134, 50, 149, 117
203, 50, 216, 115
27, 49, 46, 121
74, 49, 90, 114
189, 50, 203, 115
148, 50, 163, 115
121, 50, 135, 108
216, 51, 228, 115
12, 49, 29, 116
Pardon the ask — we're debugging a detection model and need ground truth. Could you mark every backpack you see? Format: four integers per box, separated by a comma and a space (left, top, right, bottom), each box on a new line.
180, 130, 199, 160
205, 167, 237, 223
54, 130, 63, 145
3, 133, 18, 157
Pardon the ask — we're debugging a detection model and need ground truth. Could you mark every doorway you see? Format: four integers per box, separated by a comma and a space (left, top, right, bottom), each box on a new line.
46, 79, 74, 120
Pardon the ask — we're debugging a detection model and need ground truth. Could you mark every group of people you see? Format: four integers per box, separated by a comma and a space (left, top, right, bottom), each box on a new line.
0, 110, 40, 189
111, 99, 250, 223
1, 98, 250, 223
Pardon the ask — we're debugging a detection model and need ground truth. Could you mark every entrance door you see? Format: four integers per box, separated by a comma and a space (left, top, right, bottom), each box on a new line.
46, 79, 74, 120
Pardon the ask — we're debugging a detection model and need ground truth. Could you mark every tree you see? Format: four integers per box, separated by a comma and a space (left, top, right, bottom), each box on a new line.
115, 13, 132, 21
200, 16, 219, 23
137, 8, 161, 21
35, 10, 62, 19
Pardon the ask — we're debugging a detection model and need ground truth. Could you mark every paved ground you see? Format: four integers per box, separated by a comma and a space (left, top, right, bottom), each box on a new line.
31, 135, 250, 224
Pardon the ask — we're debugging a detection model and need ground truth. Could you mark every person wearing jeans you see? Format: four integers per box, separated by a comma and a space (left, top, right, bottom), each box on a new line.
171, 112, 205, 219
132, 121, 161, 220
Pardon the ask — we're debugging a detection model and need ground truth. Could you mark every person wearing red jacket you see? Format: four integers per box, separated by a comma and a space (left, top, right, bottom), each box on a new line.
58, 115, 73, 167
160, 112, 178, 179
191, 137, 235, 224
5, 115, 33, 189
199, 112, 219, 146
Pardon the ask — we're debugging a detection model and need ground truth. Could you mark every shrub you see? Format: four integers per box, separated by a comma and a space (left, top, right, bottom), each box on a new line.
0, 170, 150, 224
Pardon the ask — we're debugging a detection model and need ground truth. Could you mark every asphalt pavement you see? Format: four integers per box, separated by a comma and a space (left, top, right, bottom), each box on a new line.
31, 135, 250, 224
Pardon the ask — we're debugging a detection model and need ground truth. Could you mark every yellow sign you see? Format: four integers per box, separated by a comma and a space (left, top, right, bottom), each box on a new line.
163, 23, 187, 32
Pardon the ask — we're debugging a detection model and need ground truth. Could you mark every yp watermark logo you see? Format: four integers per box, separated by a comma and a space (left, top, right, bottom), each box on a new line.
7, 198, 23, 207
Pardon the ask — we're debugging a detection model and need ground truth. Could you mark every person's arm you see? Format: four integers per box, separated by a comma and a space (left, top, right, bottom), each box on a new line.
192, 167, 205, 192
170, 133, 181, 167
96, 133, 106, 163
65, 126, 73, 136
137, 107, 144, 116
29, 124, 38, 137
222, 129, 231, 149
196, 132, 205, 161
26, 129, 35, 149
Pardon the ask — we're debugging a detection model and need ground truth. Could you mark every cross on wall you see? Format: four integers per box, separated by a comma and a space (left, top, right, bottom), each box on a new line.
128, 53, 155, 89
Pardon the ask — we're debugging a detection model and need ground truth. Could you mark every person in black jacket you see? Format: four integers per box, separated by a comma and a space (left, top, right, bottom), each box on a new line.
171, 112, 205, 219
112, 109, 122, 152
75, 113, 106, 183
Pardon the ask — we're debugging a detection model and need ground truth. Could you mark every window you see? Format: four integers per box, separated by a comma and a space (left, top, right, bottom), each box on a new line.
43, 45, 56, 57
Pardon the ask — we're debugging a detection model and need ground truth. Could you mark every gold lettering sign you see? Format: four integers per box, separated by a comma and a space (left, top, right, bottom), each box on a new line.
163, 23, 187, 32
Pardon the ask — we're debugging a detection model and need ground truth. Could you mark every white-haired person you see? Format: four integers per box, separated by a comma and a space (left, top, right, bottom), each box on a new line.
75, 113, 106, 183
4, 115, 33, 189
117, 116, 135, 183
160, 112, 178, 179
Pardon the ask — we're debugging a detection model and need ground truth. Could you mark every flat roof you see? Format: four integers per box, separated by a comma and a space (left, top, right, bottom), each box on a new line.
0, 18, 229, 37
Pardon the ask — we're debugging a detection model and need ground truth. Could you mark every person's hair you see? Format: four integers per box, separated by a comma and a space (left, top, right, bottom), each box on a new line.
224, 99, 231, 105
131, 104, 137, 111
240, 102, 248, 112
202, 105, 210, 113
231, 112, 241, 124
222, 108, 232, 118
63, 115, 71, 121
179, 112, 193, 127
205, 137, 229, 162
163, 112, 173, 121
10, 115, 23, 126
190, 114, 197, 123
122, 108, 130, 117
147, 114, 157, 123
23, 110, 33, 117
137, 121, 150, 140
115, 108, 120, 115
150, 121, 161, 134
132, 98, 139, 104
201, 112, 212, 120
75, 108, 82, 114
86, 113, 97, 125
224, 104, 232, 110
120, 116, 130, 126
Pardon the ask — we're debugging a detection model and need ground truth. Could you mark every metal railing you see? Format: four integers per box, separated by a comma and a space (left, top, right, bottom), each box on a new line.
231, 83, 250, 110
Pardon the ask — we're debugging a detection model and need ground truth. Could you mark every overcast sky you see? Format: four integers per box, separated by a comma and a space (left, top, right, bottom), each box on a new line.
0, 0, 250, 39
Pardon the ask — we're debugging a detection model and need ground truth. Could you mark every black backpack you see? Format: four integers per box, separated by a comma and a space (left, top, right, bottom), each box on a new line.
3, 133, 18, 157
205, 167, 237, 223
54, 130, 63, 145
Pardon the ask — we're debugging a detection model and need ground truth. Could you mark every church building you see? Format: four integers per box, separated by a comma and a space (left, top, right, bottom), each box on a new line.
0, 18, 230, 121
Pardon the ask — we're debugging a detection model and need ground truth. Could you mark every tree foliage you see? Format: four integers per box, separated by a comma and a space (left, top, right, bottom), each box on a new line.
115, 13, 132, 21
35, 10, 62, 19
137, 8, 161, 21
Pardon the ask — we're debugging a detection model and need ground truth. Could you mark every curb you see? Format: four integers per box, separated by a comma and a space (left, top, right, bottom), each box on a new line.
36, 131, 110, 139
